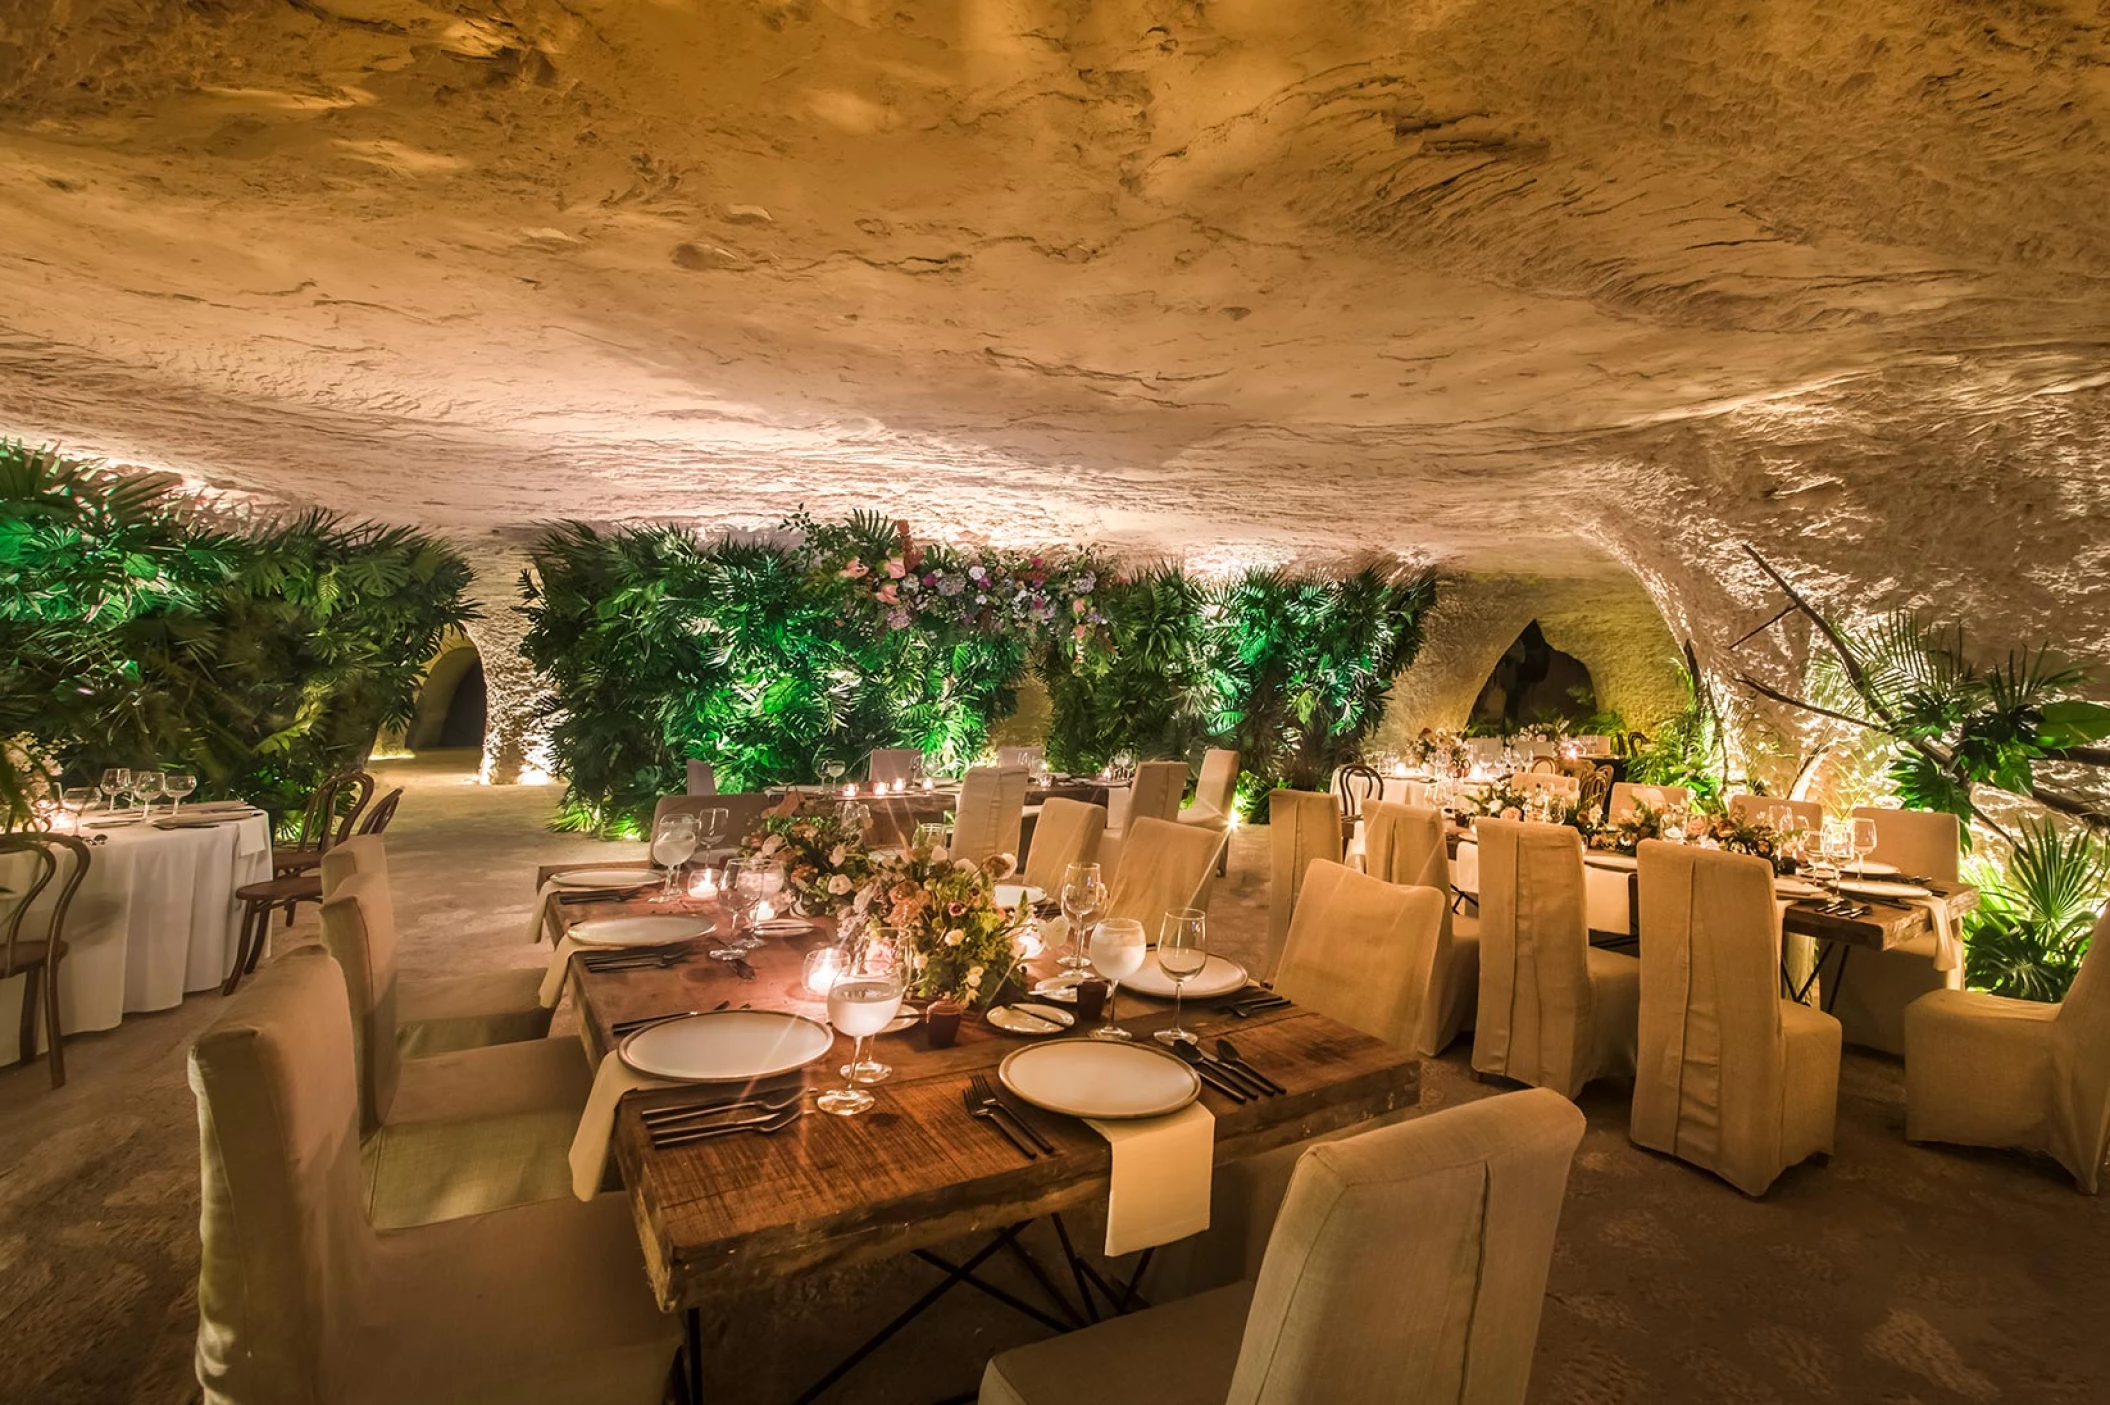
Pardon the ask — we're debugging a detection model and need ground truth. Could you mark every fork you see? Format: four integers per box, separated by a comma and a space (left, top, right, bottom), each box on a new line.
962, 1087, 1035, 1160
651, 1105, 806, 1148
641, 1088, 808, 1130
969, 1071, 1054, 1153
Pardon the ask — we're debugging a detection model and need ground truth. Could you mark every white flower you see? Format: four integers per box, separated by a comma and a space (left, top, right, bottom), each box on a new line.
828, 843, 847, 866
966, 965, 985, 990
953, 858, 978, 874
827, 874, 853, 895
759, 835, 784, 857
944, 928, 965, 946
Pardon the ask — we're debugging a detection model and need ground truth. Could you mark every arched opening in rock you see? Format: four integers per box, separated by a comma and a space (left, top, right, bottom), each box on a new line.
1469, 620, 1599, 731
405, 644, 487, 752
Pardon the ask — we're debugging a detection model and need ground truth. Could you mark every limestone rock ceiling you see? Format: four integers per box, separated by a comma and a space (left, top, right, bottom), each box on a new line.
2, 0, 2107, 667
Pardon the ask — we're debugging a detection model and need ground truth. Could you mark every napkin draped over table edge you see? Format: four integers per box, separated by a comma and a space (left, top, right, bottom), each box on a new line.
569, 1053, 680, 1200
1084, 1102, 1214, 1257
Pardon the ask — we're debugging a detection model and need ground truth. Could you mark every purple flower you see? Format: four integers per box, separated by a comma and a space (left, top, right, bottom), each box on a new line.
887, 608, 911, 628
1074, 572, 1096, 593
968, 565, 987, 582
938, 574, 965, 597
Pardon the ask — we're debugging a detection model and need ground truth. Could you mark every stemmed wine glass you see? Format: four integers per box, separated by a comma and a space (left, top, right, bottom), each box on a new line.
1821, 823, 1856, 904
1850, 817, 1880, 876
649, 814, 700, 902
837, 800, 870, 840
692, 806, 729, 862
60, 786, 97, 832
820, 759, 846, 791
164, 770, 197, 817
1086, 918, 1145, 1041
734, 859, 785, 950
132, 770, 165, 820
1057, 862, 1105, 976
819, 930, 908, 1117
710, 857, 753, 961
1153, 908, 1209, 1047
100, 768, 132, 813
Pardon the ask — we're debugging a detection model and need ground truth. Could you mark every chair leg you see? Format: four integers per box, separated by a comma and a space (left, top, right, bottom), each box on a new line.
42, 965, 63, 1089
19, 964, 42, 1068
223, 904, 261, 996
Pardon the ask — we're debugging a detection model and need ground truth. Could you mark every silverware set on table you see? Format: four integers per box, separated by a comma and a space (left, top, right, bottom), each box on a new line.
642, 1082, 811, 1149
610, 999, 747, 1038
577, 943, 695, 974
962, 1071, 1056, 1160
1170, 1037, 1284, 1104
1226, 987, 1292, 1019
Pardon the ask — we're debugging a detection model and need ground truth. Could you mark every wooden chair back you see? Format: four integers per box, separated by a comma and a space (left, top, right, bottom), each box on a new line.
356, 788, 403, 837
297, 770, 375, 853
1333, 763, 1383, 820
0, 833, 90, 979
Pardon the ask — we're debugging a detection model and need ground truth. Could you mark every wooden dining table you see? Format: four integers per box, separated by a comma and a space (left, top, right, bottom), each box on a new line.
538, 876, 1419, 1402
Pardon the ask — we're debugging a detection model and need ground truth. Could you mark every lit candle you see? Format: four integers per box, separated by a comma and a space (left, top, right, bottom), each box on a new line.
920, 777, 935, 792
802, 947, 842, 996
1015, 927, 1045, 960
842, 784, 858, 799
688, 867, 719, 899
891, 778, 906, 794
753, 899, 776, 924
1391, 760, 1408, 778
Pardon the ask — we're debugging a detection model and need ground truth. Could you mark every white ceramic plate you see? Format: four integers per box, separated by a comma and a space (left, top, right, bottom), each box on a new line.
568, 915, 712, 948
993, 883, 1046, 909
1585, 853, 1640, 871
620, 1009, 835, 1082
999, 1040, 1200, 1120
1122, 952, 1250, 1000
1843, 861, 1901, 877
1030, 976, 1080, 1004
551, 867, 658, 890
1774, 876, 1824, 898
880, 1005, 921, 1035
987, 1002, 1075, 1036
1840, 879, 1934, 899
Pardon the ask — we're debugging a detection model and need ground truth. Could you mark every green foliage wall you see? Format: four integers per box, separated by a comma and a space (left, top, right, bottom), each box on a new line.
0, 441, 475, 828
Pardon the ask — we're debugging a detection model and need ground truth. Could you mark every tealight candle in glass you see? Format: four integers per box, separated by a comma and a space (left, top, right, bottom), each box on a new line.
842, 783, 858, 799
802, 946, 843, 997
688, 866, 720, 900
919, 777, 934, 792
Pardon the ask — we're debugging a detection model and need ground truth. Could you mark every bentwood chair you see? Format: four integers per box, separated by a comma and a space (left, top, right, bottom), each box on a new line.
273, 769, 375, 878
1906, 907, 2110, 1193
226, 770, 381, 991
190, 948, 679, 1405
1, 833, 90, 1088
319, 872, 592, 1228
980, 1090, 1587, 1405
1332, 763, 1383, 823
1830, 806, 1965, 1054
1632, 842, 1841, 1196
356, 787, 404, 836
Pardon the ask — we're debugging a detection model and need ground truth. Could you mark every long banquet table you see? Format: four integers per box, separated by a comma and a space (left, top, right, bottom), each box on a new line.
539, 878, 1419, 1394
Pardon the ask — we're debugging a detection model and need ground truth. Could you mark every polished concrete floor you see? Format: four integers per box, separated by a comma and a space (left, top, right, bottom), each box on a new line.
2, 753, 2105, 1404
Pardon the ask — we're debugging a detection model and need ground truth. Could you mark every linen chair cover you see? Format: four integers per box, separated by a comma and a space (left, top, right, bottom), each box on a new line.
653, 791, 771, 850
1630, 842, 1841, 1196
1905, 907, 2110, 1193
1105, 818, 1225, 926
1513, 772, 1581, 802
684, 759, 716, 795
1273, 861, 1444, 1051
1100, 760, 1188, 882
995, 745, 1041, 769
980, 1088, 1587, 1405
320, 836, 550, 1059
319, 873, 592, 1228
1266, 790, 1343, 980
1180, 748, 1240, 830
1830, 805, 1965, 1054
866, 748, 918, 785
951, 765, 1030, 864
190, 948, 677, 1405
1607, 781, 1690, 816
1365, 803, 1478, 1055
1472, 819, 1639, 1097
1021, 798, 1106, 895
1727, 794, 1823, 833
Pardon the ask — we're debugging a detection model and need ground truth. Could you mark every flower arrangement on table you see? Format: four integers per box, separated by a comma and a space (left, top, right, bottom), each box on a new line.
1463, 776, 1578, 828
739, 811, 876, 916
1696, 810, 1799, 874
1584, 799, 1670, 856
844, 844, 1033, 1009
1406, 729, 1472, 777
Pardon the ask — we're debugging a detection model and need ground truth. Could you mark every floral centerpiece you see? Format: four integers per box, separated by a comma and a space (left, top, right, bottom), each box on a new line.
739, 811, 875, 915
845, 844, 1033, 1008
1584, 798, 1670, 856
1406, 728, 1471, 777
1697, 811, 1798, 874
1462, 775, 1578, 827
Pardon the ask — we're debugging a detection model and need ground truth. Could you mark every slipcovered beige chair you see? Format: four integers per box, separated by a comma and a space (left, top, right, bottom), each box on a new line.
951, 765, 1030, 864
190, 948, 678, 1405
1266, 789, 1342, 980
1905, 907, 2110, 1193
1366, 802, 1478, 1056
981, 1089, 1586, 1405
1100, 760, 1187, 882
1179, 747, 1240, 832
1472, 819, 1639, 1098
319, 872, 592, 1229
1727, 793, 1822, 833
1020, 797, 1105, 895
1830, 805, 1965, 1054
1607, 781, 1690, 816
866, 747, 919, 785
1104, 817, 1226, 926
684, 758, 716, 795
1273, 860, 1444, 1051
319, 837, 551, 1059
1631, 842, 1841, 1196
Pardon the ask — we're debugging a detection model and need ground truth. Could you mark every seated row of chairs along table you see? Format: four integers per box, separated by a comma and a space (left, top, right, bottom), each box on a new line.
11, 751, 2099, 1402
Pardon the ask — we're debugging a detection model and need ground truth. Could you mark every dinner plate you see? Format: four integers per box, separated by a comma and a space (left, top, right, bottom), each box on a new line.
1030, 976, 1080, 1004
620, 1009, 835, 1082
1584, 853, 1640, 871
752, 916, 816, 936
1839, 879, 1934, 899
567, 915, 712, 948
999, 1040, 1201, 1120
1774, 876, 1823, 898
1843, 861, 1900, 877
993, 883, 1046, 909
551, 867, 658, 890
879, 1005, 921, 1035
987, 1002, 1075, 1036
1122, 952, 1249, 1000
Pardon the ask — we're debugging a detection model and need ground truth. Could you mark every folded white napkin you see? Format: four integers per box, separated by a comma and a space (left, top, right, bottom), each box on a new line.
524, 880, 563, 944
1084, 1103, 1214, 1256
235, 814, 269, 859
537, 937, 582, 1009
569, 1052, 680, 1200
1909, 894, 1962, 972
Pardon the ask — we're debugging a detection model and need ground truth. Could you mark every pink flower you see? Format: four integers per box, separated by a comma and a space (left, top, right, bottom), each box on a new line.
876, 583, 899, 604
1500, 807, 1522, 821
885, 558, 907, 579
1071, 596, 1088, 616
840, 558, 869, 579
1072, 623, 1090, 641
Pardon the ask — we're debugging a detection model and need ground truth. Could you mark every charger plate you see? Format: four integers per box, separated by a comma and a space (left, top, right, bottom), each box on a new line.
1122, 952, 1249, 1000
998, 1040, 1200, 1120
620, 1009, 834, 1082
1839, 879, 1934, 899
569, 915, 712, 948
551, 867, 658, 890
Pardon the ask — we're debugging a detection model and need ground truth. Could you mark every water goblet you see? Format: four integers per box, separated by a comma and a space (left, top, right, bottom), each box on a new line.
1086, 918, 1146, 1041
1850, 817, 1879, 876
692, 806, 729, 862
1153, 908, 1208, 1047
99, 767, 132, 813
710, 858, 752, 960
163, 770, 197, 817
61, 786, 97, 832
1057, 862, 1105, 975
819, 759, 846, 791
837, 800, 870, 840
912, 821, 950, 855
736, 859, 786, 950
820, 930, 908, 1116
1821, 823, 1856, 903
649, 815, 700, 902
132, 770, 165, 819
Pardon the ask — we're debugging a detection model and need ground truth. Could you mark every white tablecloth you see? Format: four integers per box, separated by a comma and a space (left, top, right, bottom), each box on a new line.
0, 814, 271, 1063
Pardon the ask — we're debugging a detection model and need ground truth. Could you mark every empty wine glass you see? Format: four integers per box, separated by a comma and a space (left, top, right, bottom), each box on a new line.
650, 814, 699, 901
1822, 823, 1856, 903
1087, 918, 1146, 1041
99, 767, 132, 813
1057, 862, 1105, 975
164, 770, 197, 817
1850, 817, 1879, 875
132, 770, 165, 818
819, 930, 908, 1117
710, 857, 752, 961
1153, 908, 1208, 1047
692, 806, 729, 860
61, 786, 97, 831
819, 759, 846, 789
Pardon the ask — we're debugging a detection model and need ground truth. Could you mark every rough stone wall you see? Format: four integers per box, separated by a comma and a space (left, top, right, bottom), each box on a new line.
456, 542, 551, 785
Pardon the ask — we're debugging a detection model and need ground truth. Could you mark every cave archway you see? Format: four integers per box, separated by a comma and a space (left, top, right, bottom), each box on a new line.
1469, 620, 1599, 731
405, 645, 488, 751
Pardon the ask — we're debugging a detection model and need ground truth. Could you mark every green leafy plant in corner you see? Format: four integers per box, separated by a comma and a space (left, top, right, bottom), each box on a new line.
1626, 643, 1725, 810
1962, 818, 2107, 1002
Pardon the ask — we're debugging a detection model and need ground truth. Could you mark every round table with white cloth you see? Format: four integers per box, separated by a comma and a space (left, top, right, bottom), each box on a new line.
0, 812, 272, 1065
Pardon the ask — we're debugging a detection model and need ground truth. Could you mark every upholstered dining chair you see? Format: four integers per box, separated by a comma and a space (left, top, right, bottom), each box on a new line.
1632, 842, 1842, 1196
1364, 803, 1478, 1056
1905, 906, 2110, 1193
1829, 805, 1965, 1055
319, 836, 551, 1058
951, 765, 1030, 864
1266, 789, 1343, 980
0, 833, 90, 1088
1103, 817, 1226, 928
189, 948, 679, 1405
684, 758, 716, 795
318, 872, 592, 1229
1179, 749, 1242, 876
1020, 797, 1105, 896
1273, 860, 1445, 1051
1472, 819, 1640, 1098
866, 747, 919, 786
1727, 793, 1822, 834
1099, 760, 1186, 882
980, 1088, 1587, 1405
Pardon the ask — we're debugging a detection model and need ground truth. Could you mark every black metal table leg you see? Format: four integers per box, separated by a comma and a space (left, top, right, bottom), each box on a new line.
684, 1306, 703, 1405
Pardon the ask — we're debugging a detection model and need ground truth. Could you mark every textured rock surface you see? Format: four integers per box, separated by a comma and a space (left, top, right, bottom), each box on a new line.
2, 0, 2106, 775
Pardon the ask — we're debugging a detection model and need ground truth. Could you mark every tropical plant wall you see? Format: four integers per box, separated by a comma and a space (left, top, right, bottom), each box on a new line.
0, 441, 476, 829
523, 517, 1439, 835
